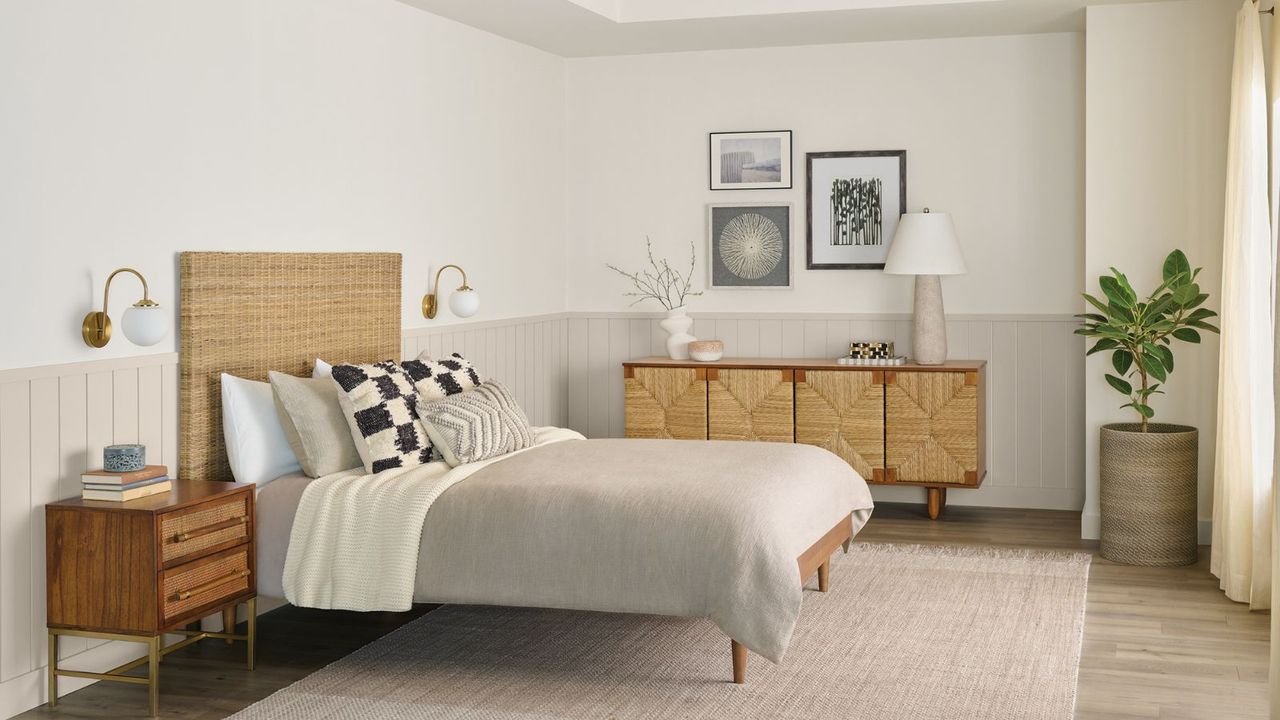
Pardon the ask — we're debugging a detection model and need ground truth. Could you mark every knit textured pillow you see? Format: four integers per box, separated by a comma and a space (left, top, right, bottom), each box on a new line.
401, 352, 482, 402
330, 360, 434, 474
416, 381, 533, 467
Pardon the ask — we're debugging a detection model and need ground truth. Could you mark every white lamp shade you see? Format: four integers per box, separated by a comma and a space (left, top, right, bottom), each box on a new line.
882, 211, 967, 275
121, 304, 169, 346
449, 288, 480, 318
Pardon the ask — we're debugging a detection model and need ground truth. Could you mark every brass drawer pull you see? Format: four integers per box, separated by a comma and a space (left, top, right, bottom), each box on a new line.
172, 516, 247, 544
173, 569, 250, 601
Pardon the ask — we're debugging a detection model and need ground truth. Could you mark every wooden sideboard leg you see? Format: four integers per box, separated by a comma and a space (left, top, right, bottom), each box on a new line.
223, 607, 237, 645
817, 558, 830, 592
731, 639, 748, 684
927, 488, 946, 520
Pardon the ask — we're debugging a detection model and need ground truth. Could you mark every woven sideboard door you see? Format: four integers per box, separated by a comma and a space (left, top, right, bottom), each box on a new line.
795, 370, 885, 479
708, 369, 794, 442
624, 367, 708, 439
886, 371, 978, 484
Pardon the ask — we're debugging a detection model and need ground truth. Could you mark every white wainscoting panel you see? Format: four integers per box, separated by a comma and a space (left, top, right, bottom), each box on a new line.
403, 315, 569, 428
0, 353, 180, 719
564, 312, 1085, 511
0, 313, 567, 718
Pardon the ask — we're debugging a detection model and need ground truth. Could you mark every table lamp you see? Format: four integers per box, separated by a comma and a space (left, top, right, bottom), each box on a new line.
882, 209, 967, 365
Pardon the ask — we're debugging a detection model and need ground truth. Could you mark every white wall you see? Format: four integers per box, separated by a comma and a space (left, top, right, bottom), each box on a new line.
564, 33, 1084, 315
0, 0, 567, 371
1083, 0, 1234, 540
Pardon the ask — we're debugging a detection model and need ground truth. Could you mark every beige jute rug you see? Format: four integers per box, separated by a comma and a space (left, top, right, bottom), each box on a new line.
230, 543, 1090, 719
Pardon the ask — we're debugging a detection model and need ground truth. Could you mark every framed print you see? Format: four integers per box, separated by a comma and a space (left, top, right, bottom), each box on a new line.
707, 203, 792, 289
806, 150, 907, 269
709, 130, 792, 190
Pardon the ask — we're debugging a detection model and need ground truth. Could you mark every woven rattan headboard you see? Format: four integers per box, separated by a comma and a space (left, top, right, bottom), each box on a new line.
179, 252, 402, 481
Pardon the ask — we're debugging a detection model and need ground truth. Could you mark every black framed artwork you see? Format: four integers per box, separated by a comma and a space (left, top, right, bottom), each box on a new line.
805, 150, 907, 269
709, 130, 793, 190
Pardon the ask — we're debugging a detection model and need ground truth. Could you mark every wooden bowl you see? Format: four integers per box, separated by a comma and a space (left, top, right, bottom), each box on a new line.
688, 340, 724, 362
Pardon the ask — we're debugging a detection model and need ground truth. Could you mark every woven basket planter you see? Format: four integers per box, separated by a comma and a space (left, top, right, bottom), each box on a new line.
1099, 423, 1198, 566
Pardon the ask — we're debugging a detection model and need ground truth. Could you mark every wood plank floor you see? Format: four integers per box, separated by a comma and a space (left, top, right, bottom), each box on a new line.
17, 503, 1269, 719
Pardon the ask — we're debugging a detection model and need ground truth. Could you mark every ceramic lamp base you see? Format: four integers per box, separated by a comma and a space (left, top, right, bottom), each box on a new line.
912, 274, 947, 365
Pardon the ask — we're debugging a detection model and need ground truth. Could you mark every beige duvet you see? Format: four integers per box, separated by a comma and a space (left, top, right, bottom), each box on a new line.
277, 434, 874, 662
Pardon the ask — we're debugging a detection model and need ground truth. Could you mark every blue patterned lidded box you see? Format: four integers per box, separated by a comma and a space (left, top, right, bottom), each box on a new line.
104, 444, 146, 472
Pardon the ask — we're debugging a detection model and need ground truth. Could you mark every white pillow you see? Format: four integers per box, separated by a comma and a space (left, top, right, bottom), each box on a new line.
221, 373, 301, 485
313, 358, 332, 379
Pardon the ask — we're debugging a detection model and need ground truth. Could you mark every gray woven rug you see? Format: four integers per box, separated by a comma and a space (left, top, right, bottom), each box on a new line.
230, 543, 1090, 719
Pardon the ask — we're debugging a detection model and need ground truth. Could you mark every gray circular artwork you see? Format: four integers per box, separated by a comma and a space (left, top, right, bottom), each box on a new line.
718, 213, 782, 280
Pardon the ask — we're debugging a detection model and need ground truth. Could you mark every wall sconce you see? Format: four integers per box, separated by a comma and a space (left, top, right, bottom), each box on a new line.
81, 268, 170, 348
422, 264, 480, 319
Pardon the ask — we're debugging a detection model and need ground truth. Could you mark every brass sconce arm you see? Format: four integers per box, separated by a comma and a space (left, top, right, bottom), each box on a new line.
82, 267, 158, 348
422, 264, 472, 319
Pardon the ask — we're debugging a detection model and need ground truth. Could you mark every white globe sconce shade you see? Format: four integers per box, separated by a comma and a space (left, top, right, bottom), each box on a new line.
449, 288, 480, 318
121, 302, 169, 346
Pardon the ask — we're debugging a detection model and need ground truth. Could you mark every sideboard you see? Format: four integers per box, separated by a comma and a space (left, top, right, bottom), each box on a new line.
622, 357, 987, 519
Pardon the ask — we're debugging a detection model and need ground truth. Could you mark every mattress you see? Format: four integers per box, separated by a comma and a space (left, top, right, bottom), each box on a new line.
255, 471, 313, 600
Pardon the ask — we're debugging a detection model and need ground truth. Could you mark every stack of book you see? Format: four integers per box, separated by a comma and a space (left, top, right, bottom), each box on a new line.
81, 465, 172, 502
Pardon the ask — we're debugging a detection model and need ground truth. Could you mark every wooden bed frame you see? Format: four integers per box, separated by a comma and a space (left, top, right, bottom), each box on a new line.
177, 251, 854, 686
731, 513, 853, 683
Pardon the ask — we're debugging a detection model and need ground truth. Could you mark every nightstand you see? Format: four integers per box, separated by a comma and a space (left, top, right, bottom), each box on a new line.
45, 480, 257, 717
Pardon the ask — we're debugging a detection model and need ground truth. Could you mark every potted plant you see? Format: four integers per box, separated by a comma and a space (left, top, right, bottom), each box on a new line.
1076, 250, 1219, 566
607, 238, 703, 360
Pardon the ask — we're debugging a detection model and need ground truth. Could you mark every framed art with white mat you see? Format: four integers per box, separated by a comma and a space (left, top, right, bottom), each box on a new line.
707, 203, 792, 289
709, 130, 792, 190
806, 150, 906, 269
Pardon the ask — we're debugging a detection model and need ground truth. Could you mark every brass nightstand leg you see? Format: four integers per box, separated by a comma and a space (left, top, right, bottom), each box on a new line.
48, 632, 57, 707
148, 635, 160, 717
246, 597, 257, 671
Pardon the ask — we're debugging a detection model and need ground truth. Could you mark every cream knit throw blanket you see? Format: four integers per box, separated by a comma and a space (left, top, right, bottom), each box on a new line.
283, 427, 584, 611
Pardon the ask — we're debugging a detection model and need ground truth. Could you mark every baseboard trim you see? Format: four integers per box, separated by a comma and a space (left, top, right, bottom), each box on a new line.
870, 484, 1084, 512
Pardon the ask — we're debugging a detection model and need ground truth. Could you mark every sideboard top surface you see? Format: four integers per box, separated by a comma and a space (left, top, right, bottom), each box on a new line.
623, 357, 986, 372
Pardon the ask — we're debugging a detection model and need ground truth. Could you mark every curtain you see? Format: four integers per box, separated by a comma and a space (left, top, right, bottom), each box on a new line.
1269, 1, 1280, 711
1212, 0, 1274, 610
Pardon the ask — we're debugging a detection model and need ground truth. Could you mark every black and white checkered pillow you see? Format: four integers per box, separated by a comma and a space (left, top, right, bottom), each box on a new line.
400, 352, 482, 403
330, 360, 434, 474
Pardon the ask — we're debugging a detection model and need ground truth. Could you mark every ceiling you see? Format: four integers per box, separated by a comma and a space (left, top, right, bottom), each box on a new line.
397, 0, 1145, 57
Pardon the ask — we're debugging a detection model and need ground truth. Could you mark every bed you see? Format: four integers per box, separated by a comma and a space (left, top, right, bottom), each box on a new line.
179, 252, 875, 684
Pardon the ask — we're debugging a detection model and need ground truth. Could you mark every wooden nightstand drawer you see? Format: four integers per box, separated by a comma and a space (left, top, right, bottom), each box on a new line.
160, 492, 250, 565
161, 545, 253, 627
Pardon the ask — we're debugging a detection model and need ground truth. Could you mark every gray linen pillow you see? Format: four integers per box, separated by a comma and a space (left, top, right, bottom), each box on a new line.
416, 381, 533, 468
268, 371, 363, 478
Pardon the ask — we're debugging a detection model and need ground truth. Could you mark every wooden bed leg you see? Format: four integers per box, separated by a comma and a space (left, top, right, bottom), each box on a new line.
927, 488, 946, 520
731, 639, 747, 684
817, 558, 830, 592
223, 607, 237, 645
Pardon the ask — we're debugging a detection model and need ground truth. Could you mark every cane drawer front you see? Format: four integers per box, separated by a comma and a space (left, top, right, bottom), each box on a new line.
795, 369, 885, 479
885, 370, 980, 484
160, 545, 253, 626
159, 490, 251, 565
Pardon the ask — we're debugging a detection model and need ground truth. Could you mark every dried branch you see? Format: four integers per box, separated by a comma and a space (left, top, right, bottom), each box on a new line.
606, 237, 704, 311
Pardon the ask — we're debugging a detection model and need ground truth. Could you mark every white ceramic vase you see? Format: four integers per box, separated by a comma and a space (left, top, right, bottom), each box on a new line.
660, 306, 696, 360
